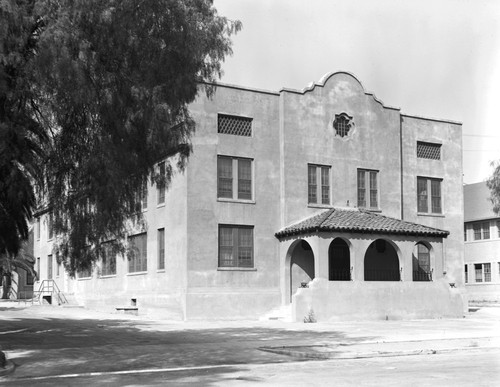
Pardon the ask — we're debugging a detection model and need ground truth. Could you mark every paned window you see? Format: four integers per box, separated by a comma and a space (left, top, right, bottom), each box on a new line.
158, 228, 165, 270
473, 222, 490, 240
77, 266, 92, 278
358, 169, 378, 209
475, 263, 483, 283
36, 218, 40, 240
56, 253, 60, 277
157, 162, 166, 205
333, 113, 353, 138
218, 114, 252, 137
47, 215, 53, 240
484, 263, 491, 282
128, 233, 147, 273
101, 243, 116, 276
217, 156, 253, 200
36, 257, 40, 281
417, 177, 442, 214
413, 243, 431, 281
26, 269, 34, 285
464, 225, 467, 241
47, 254, 53, 280
218, 225, 254, 268
464, 265, 468, 284
417, 141, 441, 160
308, 165, 330, 205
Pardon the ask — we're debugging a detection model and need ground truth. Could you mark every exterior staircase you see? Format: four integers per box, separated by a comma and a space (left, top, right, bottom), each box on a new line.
259, 304, 292, 322
20, 280, 81, 307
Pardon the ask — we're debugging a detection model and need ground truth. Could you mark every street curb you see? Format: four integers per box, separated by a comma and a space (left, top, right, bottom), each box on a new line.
0, 360, 16, 377
259, 345, 500, 360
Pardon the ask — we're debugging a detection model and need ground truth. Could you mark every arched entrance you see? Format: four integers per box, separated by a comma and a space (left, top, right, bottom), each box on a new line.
287, 240, 315, 301
329, 238, 351, 280
364, 239, 400, 281
412, 242, 432, 281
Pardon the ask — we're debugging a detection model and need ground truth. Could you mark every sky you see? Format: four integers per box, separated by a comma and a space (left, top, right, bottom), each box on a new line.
213, 0, 500, 185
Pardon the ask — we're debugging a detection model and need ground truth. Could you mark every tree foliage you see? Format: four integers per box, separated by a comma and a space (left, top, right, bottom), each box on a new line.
487, 161, 500, 214
0, 0, 241, 275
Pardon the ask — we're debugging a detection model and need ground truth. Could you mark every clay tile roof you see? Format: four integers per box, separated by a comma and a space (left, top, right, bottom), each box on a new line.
275, 208, 449, 238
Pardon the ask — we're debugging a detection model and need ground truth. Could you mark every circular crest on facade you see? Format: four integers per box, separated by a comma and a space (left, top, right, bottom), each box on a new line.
333, 113, 354, 138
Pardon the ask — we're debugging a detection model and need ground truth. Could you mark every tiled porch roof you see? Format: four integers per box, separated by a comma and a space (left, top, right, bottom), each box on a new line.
275, 208, 449, 238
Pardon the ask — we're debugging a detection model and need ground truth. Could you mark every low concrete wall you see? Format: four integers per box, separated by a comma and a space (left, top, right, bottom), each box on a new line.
466, 283, 500, 303
292, 278, 465, 322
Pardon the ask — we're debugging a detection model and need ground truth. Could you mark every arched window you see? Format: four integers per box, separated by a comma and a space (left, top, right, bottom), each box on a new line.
413, 243, 432, 281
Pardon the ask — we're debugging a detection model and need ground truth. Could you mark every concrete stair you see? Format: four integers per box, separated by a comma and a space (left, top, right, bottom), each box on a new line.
259, 304, 292, 322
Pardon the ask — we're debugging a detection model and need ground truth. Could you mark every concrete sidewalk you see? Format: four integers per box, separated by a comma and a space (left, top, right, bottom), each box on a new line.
1, 302, 499, 382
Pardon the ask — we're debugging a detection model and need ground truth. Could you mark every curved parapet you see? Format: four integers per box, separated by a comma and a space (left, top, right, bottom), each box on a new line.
280, 71, 400, 111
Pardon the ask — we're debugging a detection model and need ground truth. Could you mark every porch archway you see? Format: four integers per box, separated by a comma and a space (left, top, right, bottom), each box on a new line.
328, 238, 351, 280
285, 239, 315, 302
364, 239, 400, 281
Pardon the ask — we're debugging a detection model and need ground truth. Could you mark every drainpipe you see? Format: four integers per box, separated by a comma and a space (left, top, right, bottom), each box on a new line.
399, 115, 404, 220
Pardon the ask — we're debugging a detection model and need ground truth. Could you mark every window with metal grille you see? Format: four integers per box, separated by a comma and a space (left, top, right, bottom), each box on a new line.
218, 114, 252, 137
308, 165, 330, 205
417, 141, 441, 160
128, 233, 147, 273
218, 225, 254, 268
333, 113, 353, 138
357, 169, 378, 209
417, 177, 442, 214
217, 156, 253, 200
158, 228, 165, 270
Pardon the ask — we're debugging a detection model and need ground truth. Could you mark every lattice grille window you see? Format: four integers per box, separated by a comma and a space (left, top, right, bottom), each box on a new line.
417, 141, 441, 160
218, 114, 252, 137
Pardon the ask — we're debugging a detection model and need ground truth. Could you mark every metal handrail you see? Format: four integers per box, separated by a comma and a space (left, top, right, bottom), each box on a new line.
34, 279, 68, 305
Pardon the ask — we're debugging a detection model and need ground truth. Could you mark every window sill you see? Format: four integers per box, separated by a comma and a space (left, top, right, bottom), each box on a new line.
217, 198, 256, 205
157, 203, 166, 208
157, 269, 165, 273
417, 213, 445, 218
359, 208, 381, 213
99, 274, 117, 279
217, 267, 257, 271
307, 204, 332, 209
77, 277, 92, 281
127, 271, 148, 276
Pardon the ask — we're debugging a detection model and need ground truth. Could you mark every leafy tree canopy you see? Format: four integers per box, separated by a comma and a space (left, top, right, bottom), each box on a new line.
487, 161, 500, 214
0, 0, 241, 275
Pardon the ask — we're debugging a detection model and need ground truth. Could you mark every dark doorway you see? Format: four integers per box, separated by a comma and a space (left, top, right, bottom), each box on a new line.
329, 238, 351, 280
290, 240, 315, 299
364, 239, 400, 281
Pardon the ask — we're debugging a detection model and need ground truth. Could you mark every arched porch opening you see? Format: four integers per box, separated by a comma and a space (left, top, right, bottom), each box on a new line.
364, 239, 400, 281
286, 240, 315, 302
328, 238, 351, 280
412, 242, 432, 281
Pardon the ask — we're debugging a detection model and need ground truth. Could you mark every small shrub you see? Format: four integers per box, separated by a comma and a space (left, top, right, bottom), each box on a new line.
303, 308, 317, 323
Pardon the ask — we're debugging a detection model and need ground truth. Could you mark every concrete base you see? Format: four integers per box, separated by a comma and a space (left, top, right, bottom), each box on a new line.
292, 278, 465, 322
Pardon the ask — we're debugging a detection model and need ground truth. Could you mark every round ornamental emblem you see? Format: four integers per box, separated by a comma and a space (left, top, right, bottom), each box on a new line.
333, 113, 353, 138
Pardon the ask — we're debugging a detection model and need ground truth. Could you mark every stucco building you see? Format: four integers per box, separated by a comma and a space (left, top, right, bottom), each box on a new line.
464, 182, 500, 302
33, 72, 465, 321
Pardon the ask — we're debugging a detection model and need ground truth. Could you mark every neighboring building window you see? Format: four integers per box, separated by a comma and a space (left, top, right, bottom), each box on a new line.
218, 225, 254, 268
157, 162, 165, 205
417, 177, 442, 214
357, 169, 378, 209
475, 263, 483, 283
464, 265, 468, 284
101, 243, 116, 276
484, 263, 491, 282
217, 156, 253, 200
26, 269, 34, 286
128, 233, 147, 273
47, 254, 53, 280
473, 222, 490, 240
333, 113, 353, 138
36, 218, 40, 240
413, 243, 431, 281
464, 225, 467, 241
417, 141, 441, 160
218, 114, 252, 137
158, 228, 165, 270
308, 165, 330, 205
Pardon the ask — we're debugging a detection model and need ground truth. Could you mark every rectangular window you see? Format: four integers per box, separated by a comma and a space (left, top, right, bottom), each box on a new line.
56, 253, 60, 277
36, 257, 40, 281
47, 215, 53, 240
358, 169, 378, 209
473, 221, 490, 240
101, 243, 116, 276
141, 181, 148, 210
36, 218, 40, 240
77, 267, 92, 279
47, 254, 53, 280
497, 221, 500, 238
417, 141, 441, 160
218, 225, 254, 268
475, 263, 483, 283
417, 177, 442, 214
128, 233, 147, 273
158, 228, 165, 270
157, 162, 166, 205
218, 114, 252, 137
217, 156, 253, 201
26, 269, 34, 286
464, 225, 467, 241
464, 265, 468, 284
484, 263, 491, 282
308, 165, 330, 205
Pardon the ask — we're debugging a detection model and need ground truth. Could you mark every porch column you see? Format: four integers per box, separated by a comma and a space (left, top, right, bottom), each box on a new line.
316, 234, 331, 280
